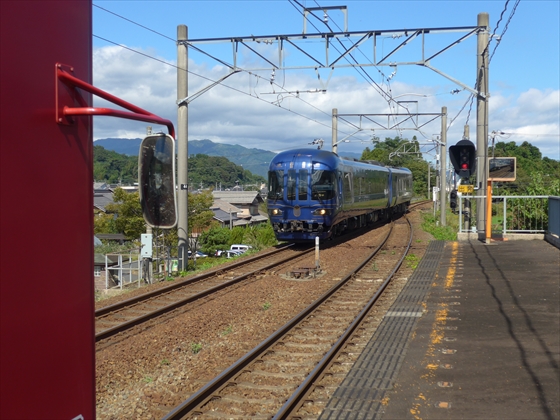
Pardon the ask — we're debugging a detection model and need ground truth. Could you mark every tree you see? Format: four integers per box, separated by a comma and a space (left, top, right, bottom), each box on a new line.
93, 145, 138, 184
188, 154, 265, 189
199, 226, 231, 255
242, 224, 278, 249
105, 188, 145, 240
93, 212, 116, 235
188, 190, 218, 250
492, 141, 560, 194
361, 136, 433, 198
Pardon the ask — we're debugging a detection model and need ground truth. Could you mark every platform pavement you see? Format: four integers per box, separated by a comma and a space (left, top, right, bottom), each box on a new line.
320, 239, 559, 420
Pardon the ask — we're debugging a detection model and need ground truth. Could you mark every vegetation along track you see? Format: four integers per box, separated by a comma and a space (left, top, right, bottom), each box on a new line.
163, 215, 413, 419
95, 244, 309, 343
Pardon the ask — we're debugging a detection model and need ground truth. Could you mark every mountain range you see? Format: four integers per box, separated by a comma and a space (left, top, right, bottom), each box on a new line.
93, 138, 363, 178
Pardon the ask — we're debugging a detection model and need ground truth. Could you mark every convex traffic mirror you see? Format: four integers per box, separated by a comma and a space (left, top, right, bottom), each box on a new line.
138, 134, 177, 228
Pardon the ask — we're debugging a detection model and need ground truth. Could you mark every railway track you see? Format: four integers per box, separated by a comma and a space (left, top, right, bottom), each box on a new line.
162, 215, 414, 419
95, 244, 311, 343
95, 208, 415, 345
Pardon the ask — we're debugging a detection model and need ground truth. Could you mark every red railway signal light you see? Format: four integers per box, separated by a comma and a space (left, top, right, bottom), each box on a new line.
450, 139, 476, 178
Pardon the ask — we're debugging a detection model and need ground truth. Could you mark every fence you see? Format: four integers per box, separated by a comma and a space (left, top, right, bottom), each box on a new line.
457, 195, 550, 235
549, 196, 560, 237
105, 249, 141, 289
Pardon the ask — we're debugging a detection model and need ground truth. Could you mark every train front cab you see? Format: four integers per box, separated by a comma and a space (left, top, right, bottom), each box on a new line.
268, 150, 338, 241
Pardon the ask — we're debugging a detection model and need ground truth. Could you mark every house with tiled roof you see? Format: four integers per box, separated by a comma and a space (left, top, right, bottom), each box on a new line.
212, 191, 268, 226
209, 199, 244, 229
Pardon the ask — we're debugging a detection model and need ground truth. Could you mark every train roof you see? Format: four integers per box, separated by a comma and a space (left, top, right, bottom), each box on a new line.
270, 148, 340, 168
269, 148, 411, 174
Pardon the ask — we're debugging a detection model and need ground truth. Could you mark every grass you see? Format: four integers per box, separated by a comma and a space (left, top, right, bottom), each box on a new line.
405, 254, 420, 269
262, 302, 272, 311
421, 210, 459, 241
221, 325, 233, 336
191, 343, 203, 354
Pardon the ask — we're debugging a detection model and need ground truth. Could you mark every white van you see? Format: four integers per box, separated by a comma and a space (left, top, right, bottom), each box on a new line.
230, 244, 252, 254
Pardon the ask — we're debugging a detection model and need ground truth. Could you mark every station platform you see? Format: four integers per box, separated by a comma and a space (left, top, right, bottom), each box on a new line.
320, 239, 560, 420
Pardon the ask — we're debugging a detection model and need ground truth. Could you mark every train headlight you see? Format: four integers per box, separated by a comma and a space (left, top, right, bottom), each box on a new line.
313, 209, 331, 216
270, 208, 283, 216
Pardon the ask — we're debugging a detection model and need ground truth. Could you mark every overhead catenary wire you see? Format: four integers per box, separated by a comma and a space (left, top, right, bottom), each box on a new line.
462, 0, 520, 132
92, 4, 367, 144
290, 0, 438, 141
92, 35, 354, 138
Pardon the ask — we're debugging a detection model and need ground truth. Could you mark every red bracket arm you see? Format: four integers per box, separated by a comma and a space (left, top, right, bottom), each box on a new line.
56, 63, 175, 138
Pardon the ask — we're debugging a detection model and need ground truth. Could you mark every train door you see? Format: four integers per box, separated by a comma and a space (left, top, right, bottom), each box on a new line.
388, 170, 396, 207
342, 169, 354, 205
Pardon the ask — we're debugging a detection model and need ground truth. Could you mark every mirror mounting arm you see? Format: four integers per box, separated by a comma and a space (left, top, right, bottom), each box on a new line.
55, 63, 175, 138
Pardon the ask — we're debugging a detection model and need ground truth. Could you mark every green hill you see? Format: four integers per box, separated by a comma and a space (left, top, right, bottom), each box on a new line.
93, 138, 276, 178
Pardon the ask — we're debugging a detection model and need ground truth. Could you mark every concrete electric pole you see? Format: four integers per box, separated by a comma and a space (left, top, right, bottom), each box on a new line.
177, 24, 188, 270
440, 106, 447, 226
476, 13, 489, 240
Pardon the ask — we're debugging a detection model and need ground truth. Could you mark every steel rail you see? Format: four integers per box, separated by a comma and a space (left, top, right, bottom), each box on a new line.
162, 221, 396, 419
95, 245, 309, 342
95, 244, 294, 317
274, 216, 414, 419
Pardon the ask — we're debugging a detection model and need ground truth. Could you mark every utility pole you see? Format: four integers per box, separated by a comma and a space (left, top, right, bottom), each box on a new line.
463, 124, 472, 231
143, 126, 153, 283
427, 163, 431, 199
440, 106, 447, 226
476, 13, 489, 240
332, 108, 338, 154
177, 24, 188, 270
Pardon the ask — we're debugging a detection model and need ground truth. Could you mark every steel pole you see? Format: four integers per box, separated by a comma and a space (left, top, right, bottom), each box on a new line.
332, 108, 338, 154
427, 162, 430, 200
476, 13, 489, 240
440, 106, 447, 226
177, 25, 188, 270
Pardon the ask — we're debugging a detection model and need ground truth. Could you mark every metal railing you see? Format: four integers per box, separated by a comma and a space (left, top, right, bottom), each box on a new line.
548, 196, 560, 237
458, 195, 550, 234
105, 249, 142, 289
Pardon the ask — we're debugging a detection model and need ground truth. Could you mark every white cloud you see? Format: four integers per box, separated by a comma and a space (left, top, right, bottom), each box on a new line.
92, 45, 560, 161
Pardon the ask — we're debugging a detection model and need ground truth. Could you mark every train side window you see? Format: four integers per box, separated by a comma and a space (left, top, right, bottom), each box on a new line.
287, 169, 296, 200
267, 170, 284, 200
299, 169, 308, 200
343, 171, 352, 204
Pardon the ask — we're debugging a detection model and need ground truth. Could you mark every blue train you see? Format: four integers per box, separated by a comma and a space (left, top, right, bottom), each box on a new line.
267, 148, 413, 241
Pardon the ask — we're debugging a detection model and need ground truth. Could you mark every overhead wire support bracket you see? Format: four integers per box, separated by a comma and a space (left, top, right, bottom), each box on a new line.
239, 40, 278, 69
303, 6, 348, 34
186, 24, 485, 98
389, 142, 421, 159
422, 62, 483, 98
177, 69, 241, 106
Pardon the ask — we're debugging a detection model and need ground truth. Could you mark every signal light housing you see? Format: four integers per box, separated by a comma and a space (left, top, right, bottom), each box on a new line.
449, 189, 458, 210
449, 139, 476, 178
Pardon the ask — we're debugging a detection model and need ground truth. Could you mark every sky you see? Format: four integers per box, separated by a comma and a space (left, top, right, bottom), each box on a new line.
92, 0, 560, 162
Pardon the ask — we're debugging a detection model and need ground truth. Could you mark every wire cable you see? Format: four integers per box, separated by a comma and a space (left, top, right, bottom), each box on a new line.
93, 35, 340, 134
463, 0, 520, 129
93, 5, 365, 142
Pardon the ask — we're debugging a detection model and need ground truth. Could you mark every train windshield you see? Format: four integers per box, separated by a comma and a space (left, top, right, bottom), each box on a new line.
311, 170, 335, 200
299, 169, 308, 200
287, 169, 296, 200
267, 170, 284, 200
